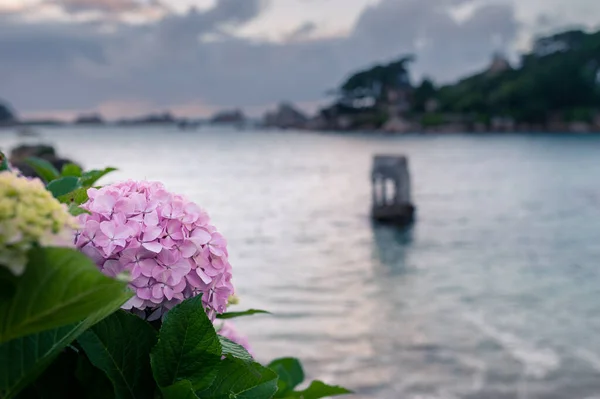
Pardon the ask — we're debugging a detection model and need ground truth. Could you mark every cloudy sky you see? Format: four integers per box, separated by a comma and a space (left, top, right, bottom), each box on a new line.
1, 0, 598, 119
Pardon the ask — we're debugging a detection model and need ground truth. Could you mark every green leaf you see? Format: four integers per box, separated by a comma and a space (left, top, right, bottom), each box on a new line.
196, 357, 278, 399
216, 309, 271, 320
78, 311, 158, 399
68, 203, 89, 216
283, 381, 352, 399
0, 268, 17, 301
268, 358, 304, 397
46, 176, 81, 198
0, 247, 132, 344
80, 168, 117, 187
61, 163, 82, 177
0, 151, 9, 172
58, 186, 89, 205
75, 353, 115, 399
161, 381, 199, 399
150, 295, 222, 392
218, 336, 253, 362
24, 157, 60, 183
0, 298, 126, 399
17, 347, 82, 399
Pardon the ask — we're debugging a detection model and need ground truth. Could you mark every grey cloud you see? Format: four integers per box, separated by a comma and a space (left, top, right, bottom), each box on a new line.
54, 0, 147, 14
285, 21, 317, 41
0, 0, 519, 115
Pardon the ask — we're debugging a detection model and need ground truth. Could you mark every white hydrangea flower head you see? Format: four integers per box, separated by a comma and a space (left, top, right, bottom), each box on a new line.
0, 171, 78, 275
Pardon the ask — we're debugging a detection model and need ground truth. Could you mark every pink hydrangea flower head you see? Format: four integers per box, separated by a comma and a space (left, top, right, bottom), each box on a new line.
216, 321, 253, 356
76, 180, 234, 320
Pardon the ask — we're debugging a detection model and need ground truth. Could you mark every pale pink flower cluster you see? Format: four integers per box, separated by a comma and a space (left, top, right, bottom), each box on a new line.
75, 180, 233, 320
217, 321, 253, 356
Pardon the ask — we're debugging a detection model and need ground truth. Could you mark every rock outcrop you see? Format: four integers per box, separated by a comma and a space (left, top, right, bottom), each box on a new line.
263, 103, 308, 129
9, 144, 80, 178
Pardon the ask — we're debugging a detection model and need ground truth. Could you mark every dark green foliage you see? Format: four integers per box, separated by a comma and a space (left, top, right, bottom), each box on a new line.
269, 358, 351, 399
23, 158, 60, 183
339, 55, 414, 105
46, 177, 81, 198
412, 78, 436, 113
150, 295, 222, 393
435, 29, 600, 124
0, 247, 131, 344
195, 357, 278, 399
78, 311, 158, 399
217, 309, 271, 319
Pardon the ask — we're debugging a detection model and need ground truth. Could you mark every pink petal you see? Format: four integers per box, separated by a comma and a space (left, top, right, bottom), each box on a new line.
152, 285, 164, 299
178, 241, 198, 258
195, 268, 213, 284
186, 272, 204, 287
103, 242, 117, 257
137, 287, 153, 300
94, 194, 117, 214
157, 249, 178, 266
160, 237, 176, 249
189, 229, 211, 246
99, 221, 116, 238
102, 260, 122, 277
209, 245, 225, 257
114, 225, 134, 240
130, 264, 143, 279
143, 241, 163, 253
81, 244, 104, 264
122, 295, 145, 310
144, 211, 159, 226
143, 225, 163, 241
163, 286, 174, 300
140, 259, 159, 277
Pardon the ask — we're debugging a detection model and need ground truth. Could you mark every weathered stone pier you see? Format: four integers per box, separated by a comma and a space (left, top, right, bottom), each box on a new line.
371, 155, 415, 225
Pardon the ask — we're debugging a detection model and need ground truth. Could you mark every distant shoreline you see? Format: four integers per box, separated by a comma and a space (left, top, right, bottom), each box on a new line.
3, 122, 600, 135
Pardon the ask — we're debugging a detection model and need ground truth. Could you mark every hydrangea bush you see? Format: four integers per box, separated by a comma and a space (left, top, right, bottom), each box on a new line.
0, 153, 351, 399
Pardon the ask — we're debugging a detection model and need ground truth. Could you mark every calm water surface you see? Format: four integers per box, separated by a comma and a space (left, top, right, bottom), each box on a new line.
3, 127, 600, 398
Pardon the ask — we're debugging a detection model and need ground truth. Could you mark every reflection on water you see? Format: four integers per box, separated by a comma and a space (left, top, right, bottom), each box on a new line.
3, 128, 600, 398
371, 223, 414, 276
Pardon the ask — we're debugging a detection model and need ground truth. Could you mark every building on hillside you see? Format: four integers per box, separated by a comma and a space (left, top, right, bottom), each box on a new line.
486, 53, 512, 75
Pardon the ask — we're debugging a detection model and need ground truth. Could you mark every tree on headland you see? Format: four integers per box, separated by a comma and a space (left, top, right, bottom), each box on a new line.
336, 55, 415, 109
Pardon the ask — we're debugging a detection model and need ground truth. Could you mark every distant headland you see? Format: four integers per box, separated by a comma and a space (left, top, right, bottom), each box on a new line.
3, 27, 600, 134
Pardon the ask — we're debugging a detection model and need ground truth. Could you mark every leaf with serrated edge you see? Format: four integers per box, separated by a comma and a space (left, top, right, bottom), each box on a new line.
150, 295, 222, 392
218, 336, 253, 362
196, 357, 278, 399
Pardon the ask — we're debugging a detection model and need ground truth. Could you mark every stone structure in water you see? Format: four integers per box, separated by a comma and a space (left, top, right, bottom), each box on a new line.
371, 155, 415, 225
